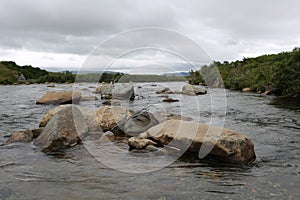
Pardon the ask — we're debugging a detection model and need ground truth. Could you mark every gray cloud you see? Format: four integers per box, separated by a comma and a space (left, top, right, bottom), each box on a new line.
0, 0, 299, 70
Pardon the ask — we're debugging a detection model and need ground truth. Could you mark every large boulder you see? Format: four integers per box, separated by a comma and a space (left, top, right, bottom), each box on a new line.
39, 105, 70, 127
129, 120, 256, 164
101, 84, 135, 100
39, 105, 100, 132
182, 84, 207, 96
95, 106, 133, 135
34, 106, 88, 153
36, 91, 81, 105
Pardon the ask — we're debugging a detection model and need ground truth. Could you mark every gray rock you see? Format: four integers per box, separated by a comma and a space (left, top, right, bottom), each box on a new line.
122, 111, 159, 137
101, 84, 135, 100
182, 84, 206, 95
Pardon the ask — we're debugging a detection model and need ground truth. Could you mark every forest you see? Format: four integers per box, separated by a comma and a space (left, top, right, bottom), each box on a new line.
188, 48, 300, 96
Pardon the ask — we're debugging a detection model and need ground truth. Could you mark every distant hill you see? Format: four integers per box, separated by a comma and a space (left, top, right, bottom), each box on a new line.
0, 61, 74, 84
163, 72, 189, 77
0, 61, 186, 84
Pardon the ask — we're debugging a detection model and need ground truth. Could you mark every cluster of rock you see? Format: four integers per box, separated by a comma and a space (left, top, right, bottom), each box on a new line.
7, 83, 257, 165
94, 84, 135, 100
8, 104, 256, 164
242, 87, 272, 95
156, 84, 207, 96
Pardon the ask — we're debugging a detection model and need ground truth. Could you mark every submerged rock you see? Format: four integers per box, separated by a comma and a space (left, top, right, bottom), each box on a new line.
152, 111, 193, 123
182, 84, 207, 95
36, 91, 81, 105
8, 130, 33, 143
128, 137, 158, 150
34, 106, 88, 153
156, 87, 173, 94
102, 100, 121, 106
162, 97, 179, 102
8, 128, 44, 143
129, 120, 256, 164
80, 95, 98, 101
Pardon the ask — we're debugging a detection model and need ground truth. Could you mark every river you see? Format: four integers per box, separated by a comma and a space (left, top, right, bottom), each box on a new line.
0, 82, 299, 199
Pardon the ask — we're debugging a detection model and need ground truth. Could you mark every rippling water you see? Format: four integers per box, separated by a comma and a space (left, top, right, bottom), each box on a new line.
0, 82, 299, 199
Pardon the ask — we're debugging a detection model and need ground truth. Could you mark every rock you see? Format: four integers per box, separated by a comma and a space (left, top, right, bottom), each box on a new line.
152, 111, 193, 123
39, 105, 100, 132
95, 106, 133, 135
174, 89, 182, 94
77, 106, 101, 132
36, 91, 81, 105
102, 100, 121, 106
39, 105, 70, 127
158, 95, 169, 98
8, 130, 33, 143
162, 97, 179, 102
151, 84, 157, 87
88, 86, 96, 88
101, 84, 135, 100
34, 106, 88, 153
102, 131, 115, 141
94, 84, 112, 93
263, 90, 272, 95
182, 84, 207, 95
80, 95, 98, 101
31, 128, 44, 138
132, 120, 256, 164
242, 87, 251, 92
7, 128, 43, 143
47, 84, 55, 88
155, 87, 173, 94
128, 137, 158, 150
137, 86, 142, 89
122, 110, 159, 137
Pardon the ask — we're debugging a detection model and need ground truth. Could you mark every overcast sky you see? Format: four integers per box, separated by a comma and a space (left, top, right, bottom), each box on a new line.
0, 0, 299, 73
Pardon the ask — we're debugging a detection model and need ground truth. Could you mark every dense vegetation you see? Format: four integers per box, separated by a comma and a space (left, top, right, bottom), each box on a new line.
188, 48, 300, 96
0, 61, 185, 84
0, 61, 75, 84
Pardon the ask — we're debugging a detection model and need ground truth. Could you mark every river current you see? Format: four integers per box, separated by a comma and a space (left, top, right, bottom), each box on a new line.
0, 82, 299, 199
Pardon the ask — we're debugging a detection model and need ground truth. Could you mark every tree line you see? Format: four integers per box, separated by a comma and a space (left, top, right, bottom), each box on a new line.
188, 48, 300, 96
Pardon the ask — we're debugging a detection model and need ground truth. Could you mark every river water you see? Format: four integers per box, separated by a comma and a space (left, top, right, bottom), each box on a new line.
0, 82, 299, 199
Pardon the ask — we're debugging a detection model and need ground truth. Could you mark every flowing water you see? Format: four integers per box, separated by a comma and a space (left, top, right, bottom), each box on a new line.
0, 82, 299, 199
